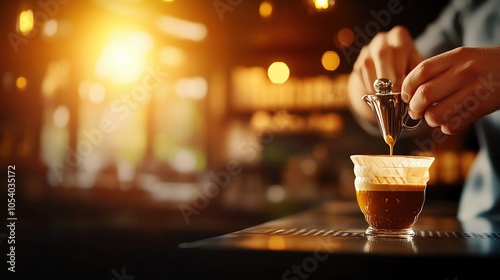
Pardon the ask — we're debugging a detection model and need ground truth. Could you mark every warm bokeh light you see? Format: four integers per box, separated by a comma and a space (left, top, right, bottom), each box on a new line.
95, 31, 153, 83
312, 143, 328, 160
267, 236, 286, 250
312, 0, 335, 10
259, 1, 273, 18
78, 80, 92, 99
175, 77, 208, 100
321, 51, 340, 71
41, 121, 69, 184
89, 83, 106, 103
53, 106, 70, 128
157, 16, 207, 41
19, 9, 34, 35
117, 161, 135, 183
266, 185, 285, 203
337, 27, 354, 47
171, 148, 197, 173
43, 19, 58, 37
160, 46, 186, 66
250, 110, 271, 131
232, 67, 349, 111
16, 76, 27, 90
42, 59, 71, 98
267, 62, 290, 84
310, 112, 344, 134
301, 158, 317, 175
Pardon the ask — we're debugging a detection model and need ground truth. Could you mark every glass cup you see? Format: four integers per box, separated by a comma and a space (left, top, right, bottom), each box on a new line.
350, 155, 435, 238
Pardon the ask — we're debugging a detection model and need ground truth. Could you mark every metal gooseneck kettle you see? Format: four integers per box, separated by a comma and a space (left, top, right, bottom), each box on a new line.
362, 78, 422, 154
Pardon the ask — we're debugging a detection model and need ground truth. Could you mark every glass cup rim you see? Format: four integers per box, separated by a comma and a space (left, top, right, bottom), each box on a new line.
350, 154, 435, 170
350, 154, 435, 161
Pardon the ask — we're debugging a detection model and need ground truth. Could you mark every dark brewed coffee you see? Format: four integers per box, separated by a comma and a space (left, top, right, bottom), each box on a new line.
356, 184, 425, 230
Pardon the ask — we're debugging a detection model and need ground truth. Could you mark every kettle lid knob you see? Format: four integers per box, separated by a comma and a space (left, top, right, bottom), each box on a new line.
373, 78, 392, 94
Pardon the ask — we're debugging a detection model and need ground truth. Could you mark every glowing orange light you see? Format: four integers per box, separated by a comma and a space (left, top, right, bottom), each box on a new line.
18, 9, 34, 35
250, 111, 271, 130
337, 28, 354, 47
16, 76, 27, 90
314, 0, 330, 10
321, 51, 340, 71
259, 1, 273, 18
268, 236, 286, 250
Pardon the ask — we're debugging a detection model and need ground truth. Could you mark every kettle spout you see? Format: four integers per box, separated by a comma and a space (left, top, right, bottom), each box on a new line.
362, 94, 374, 109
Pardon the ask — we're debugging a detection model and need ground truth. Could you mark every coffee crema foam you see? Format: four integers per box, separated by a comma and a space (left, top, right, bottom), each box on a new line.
355, 182, 426, 191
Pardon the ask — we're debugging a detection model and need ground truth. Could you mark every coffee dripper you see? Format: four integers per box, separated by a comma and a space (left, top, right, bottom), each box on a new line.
362, 78, 422, 155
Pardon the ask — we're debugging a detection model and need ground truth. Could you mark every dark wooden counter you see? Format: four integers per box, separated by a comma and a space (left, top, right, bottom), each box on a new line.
179, 200, 500, 279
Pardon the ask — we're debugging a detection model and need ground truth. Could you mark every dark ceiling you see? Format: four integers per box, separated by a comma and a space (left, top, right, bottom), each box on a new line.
210, 0, 451, 74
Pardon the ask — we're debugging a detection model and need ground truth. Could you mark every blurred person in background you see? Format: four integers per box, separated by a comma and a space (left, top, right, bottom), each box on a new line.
347, 0, 500, 221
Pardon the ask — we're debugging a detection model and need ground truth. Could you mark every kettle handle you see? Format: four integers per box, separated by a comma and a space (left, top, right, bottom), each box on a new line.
402, 117, 422, 130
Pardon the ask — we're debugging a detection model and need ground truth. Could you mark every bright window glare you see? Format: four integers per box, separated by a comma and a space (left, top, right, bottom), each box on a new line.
95, 31, 153, 83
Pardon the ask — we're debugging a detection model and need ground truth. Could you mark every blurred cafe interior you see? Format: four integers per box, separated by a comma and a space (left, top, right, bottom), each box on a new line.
0, 0, 480, 278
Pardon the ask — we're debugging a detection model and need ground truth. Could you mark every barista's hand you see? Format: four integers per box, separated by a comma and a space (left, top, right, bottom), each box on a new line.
351, 25, 422, 93
402, 46, 500, 135
348, 25, 422, 122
